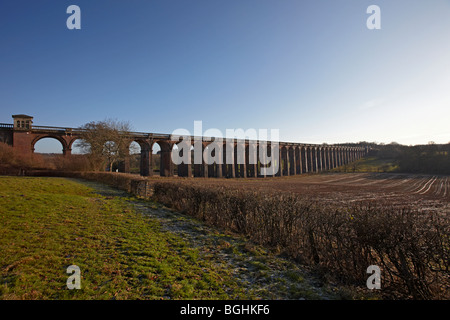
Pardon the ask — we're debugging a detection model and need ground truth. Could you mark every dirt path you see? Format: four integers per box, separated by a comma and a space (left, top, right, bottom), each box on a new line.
78, 179, 342, 300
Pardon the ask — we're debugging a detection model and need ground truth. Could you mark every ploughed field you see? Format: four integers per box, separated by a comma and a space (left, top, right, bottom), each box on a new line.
157, 173, 450, 213
149, 171, 450, 299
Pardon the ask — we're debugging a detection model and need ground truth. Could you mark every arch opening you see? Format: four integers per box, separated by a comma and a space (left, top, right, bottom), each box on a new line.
33, 137, 65, 154
72, 138, 89, 155
128, 141, 142, 174
32, 136, 67, 170
152, 142, 161, 175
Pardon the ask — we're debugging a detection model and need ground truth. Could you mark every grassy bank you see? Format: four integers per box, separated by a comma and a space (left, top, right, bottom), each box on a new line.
0, 176, 248, 299
332, 157, 398, 173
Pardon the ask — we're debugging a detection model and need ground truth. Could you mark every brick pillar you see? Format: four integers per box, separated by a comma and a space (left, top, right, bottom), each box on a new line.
160, 145, 174, 177
333, 148, 336, 169
177, 145, 192, 177
284, 147, 289, 176
63, 145, 72, 156
234, 141, 246, 178
336, 148, 341, 167
192, 140, 202, 177
246, 144, 257, 178
225, 142, 235, 178
318, 147, 323, 172
298, 147, 302, 174
216, 146, 223, 178
140, 147, 152, 176
296, 147, 302, 174
326, 148, 331, 170
328, 148, 332, 170
234, 144, 239, 178
194, 163, 202, 177
302, 147, 308, 173
202, 144, 209, 178
222, 143, 228, 178
276, 146, 283, 177
335, 148, 339, 167
290, 147, 297, 175
312, 147, 318, 173
14, 130, 34, 155
322, 148, 327, 170
307, 147, 312, 173
258, 143, 266, 178
241, 150, 247, 178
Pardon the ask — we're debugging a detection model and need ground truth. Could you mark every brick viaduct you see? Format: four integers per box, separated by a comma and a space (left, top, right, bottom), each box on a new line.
0, 115, 368, 178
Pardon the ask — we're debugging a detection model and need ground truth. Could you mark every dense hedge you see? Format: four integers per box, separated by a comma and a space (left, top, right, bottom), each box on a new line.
152, 181, 449, 299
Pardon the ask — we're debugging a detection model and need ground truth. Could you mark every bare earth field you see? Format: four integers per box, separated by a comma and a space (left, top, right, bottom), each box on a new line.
149, 172, 450, 213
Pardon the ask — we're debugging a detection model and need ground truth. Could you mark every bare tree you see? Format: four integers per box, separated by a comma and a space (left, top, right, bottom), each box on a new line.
76, 119, 134, 172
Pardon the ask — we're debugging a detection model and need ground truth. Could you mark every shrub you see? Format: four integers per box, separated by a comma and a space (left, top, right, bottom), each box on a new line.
0, 142, 47, 171
151, 181, 450, 299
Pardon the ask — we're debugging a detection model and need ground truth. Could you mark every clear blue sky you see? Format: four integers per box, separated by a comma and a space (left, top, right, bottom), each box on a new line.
1, 0, 450, 153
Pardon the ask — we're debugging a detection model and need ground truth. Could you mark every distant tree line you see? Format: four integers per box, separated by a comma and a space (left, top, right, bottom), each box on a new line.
395, 143, 450, 174
356, 141, 450, 175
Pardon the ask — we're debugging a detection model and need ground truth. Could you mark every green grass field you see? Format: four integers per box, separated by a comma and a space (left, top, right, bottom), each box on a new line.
0, 176, 250, 300
331, 157, 398, 173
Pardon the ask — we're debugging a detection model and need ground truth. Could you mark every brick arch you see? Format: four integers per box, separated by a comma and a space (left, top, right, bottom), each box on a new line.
31, 135, 69, 155
115, 139, 148, 174
127, 139, 147, 151
152, 140, 174, 177
67, 136, 81, 150
172, 139, 193, 178
126, 139, 149, 157
67, 136, 90, 155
